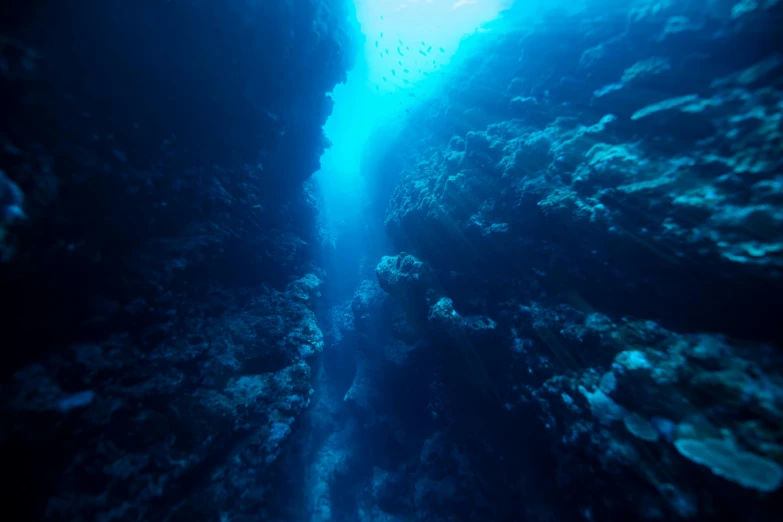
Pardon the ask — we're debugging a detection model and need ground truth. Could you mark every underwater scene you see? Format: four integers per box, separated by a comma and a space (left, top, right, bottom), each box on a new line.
2, 0, 783, 521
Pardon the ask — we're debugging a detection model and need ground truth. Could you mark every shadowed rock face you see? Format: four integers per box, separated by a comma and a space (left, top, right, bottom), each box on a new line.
0, 1, 355, 520
350, 1, 783, 521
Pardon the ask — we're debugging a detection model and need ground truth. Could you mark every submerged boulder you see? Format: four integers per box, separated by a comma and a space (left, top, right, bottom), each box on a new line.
375, 252, 435, 299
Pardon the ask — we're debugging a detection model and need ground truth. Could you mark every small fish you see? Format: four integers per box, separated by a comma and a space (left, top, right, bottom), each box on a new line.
432, 60, 436, 64
403, 79, 410, 84
421, 41, 425, 46
406, 46, 409, 50
403, 68, 409, 73
380, 52, 383, 58
427, 46, 432, 52
398, 39, 403, 45
408, 92, 415, 97
419, 50, 426, 57
380, 15, 384, 20
382, 76, 387, 82
392, 69, 396, 76
375, 41, 379, 47
397, 48, 403, 56
439, 47, 445, 53
385, 49, 389, 55
380, 32, 383, 38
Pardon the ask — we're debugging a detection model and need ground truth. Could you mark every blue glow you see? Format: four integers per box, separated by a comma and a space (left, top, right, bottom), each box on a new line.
358, 0, 512, 92
316, 0, 512, 214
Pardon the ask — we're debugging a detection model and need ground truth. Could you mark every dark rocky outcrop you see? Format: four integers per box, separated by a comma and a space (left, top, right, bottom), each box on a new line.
1, 1, 356, 520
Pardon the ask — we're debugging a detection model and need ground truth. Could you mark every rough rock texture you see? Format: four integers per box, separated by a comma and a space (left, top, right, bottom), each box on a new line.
0, 1, 356, 520
382, 0, 783, 343
350, 1, 783, 521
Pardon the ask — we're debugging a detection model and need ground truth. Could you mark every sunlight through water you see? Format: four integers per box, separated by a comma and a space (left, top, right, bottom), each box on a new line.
316, 0, 513, 210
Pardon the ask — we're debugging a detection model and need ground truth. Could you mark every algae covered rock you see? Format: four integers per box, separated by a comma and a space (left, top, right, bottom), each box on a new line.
376, 252, 435, 299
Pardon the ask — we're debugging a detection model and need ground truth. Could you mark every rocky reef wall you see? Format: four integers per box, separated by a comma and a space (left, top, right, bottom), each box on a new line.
1, 1, 356, 520
347, 1, 783, 521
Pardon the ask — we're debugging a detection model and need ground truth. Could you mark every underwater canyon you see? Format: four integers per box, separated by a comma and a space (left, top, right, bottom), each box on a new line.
2, 1, 783, 521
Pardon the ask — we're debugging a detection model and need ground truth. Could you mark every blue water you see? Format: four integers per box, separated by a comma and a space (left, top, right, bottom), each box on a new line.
1, 0, 782, 521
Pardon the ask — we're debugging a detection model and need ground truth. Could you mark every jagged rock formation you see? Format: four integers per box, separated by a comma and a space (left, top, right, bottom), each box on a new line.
350, 1, 783, 521
1, 1, 356, 520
